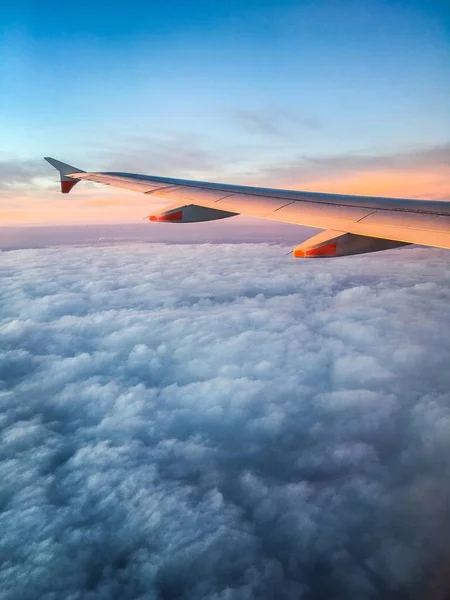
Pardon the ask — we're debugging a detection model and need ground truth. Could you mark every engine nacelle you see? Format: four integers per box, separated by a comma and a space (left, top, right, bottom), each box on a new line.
293, 230, 410, 258
148, 203, 238, 223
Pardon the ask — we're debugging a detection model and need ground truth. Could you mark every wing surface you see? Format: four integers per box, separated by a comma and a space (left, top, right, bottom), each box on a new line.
44, 158, 450, 252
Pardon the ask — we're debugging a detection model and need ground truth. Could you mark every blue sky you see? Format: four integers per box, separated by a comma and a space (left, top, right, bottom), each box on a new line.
1, 0, 449, 224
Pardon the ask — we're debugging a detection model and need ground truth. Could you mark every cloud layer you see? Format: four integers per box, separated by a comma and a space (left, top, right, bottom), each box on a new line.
1, 243, 450, 599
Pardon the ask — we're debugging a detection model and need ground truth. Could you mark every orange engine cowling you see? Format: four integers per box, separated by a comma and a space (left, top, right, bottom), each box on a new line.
293, 230, 409, 258
148, 204, 238, 223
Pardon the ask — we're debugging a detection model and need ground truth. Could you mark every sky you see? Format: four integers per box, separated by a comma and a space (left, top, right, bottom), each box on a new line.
1, 242, 450, 599
0, 0, 449, 226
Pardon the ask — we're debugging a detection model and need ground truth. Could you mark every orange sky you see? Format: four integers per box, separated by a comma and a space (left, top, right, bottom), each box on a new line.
298, 166, 450, 200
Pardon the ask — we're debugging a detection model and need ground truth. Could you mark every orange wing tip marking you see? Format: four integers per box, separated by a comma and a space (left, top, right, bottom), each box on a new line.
149, 210, 183, 222
293, 242, 337, 258
61, 180, 78, 194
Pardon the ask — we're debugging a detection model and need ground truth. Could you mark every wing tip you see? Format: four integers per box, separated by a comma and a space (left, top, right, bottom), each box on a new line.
44, 157, 85, 194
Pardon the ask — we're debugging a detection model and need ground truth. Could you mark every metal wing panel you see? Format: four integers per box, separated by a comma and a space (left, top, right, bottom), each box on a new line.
67, 169, 450, 249
357, 209, 450, 231
215, 194, 297, 216
245, 205, 373, 235
76, 173, 173, 194
168, 187, 235, 203
266, 200, 373, 224
74, 170, 450, 214
348, 217, 450, 249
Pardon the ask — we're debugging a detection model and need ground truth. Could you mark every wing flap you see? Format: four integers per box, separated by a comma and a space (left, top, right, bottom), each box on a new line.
357, 209, 450, 231
348, 218, 450, 249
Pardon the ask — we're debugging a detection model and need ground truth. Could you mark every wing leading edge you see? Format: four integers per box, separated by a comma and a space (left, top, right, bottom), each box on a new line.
44, 157, 450, 257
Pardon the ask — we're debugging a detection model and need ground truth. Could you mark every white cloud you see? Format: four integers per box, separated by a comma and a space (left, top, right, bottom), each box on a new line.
1, 242, 450, 599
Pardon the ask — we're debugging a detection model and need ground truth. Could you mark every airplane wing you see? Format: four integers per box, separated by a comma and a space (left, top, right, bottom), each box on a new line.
44, 157, 450, 258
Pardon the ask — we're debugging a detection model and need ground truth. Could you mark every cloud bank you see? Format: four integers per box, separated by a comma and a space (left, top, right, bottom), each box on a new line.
0, 157, 46, 192
1, 243, 450, 599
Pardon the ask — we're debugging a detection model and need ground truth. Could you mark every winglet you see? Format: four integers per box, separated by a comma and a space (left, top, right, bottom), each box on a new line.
44, 157, 85, 193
